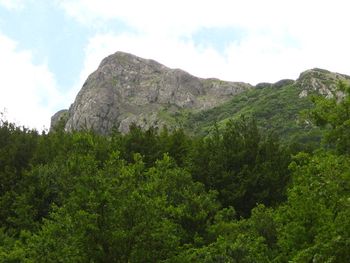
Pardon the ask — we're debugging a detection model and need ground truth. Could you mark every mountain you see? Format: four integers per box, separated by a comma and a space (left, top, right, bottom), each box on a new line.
52, 51, 251, 134
51, 52, 350, 139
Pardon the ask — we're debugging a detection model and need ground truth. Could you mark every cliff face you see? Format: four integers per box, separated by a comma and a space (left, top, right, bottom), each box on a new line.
56, 52, 251, 134
51, 52, 350, 134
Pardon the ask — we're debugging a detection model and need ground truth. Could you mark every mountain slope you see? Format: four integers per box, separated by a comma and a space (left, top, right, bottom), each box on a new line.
182, 81, 319, 144
179, 69, 349, 144
52, 52, 251, 134
51, 53, 350, 142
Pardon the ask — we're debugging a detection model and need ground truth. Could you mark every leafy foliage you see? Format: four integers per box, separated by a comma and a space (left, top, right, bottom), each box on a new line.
0, 82, 349, 262
306, 81, 350, 154
189, 117, 290, 217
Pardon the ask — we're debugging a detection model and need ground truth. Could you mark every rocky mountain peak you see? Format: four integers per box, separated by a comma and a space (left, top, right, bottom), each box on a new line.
56, 52, 252, 134
296, 68, 350, 98
51, 52, 350, 135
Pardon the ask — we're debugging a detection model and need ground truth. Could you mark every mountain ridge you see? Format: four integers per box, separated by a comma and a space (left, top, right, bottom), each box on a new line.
51, 52, 350, 136
52, 51, 252, 134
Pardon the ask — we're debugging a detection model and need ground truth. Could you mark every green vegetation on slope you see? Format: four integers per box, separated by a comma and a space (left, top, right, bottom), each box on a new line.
180, 84, 322, 146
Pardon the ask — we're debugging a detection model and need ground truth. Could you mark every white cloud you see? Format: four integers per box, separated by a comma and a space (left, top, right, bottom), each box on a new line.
78, 23, 350, 88
77, 32, 302, 86
77, 33, 226, 84
0, 0, 25, 10
57, 0, 287, 36
0, 33, 63, 130
57, 0, 349, 36
59, 0, 350, 86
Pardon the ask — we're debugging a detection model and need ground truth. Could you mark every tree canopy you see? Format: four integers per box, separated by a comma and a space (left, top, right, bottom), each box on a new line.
0, 82, 349, 262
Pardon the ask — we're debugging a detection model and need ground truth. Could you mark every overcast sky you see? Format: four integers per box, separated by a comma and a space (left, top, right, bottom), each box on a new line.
1, 0, 350, 130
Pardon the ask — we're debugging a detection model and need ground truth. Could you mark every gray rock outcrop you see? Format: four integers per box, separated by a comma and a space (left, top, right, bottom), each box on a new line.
295, 68, 350, 98
54, 51, 252, 134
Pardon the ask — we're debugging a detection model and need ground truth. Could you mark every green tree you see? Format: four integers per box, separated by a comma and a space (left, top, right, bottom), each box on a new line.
189, 117, 290, 217
173, 206, 274, 262
307, 81, 350, 154
26, 153, 218, 262
274, 152, 350, 262
0, 121, 40, 234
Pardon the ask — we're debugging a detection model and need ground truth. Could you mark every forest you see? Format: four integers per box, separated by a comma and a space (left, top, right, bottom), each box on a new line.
0, 83, 349, 262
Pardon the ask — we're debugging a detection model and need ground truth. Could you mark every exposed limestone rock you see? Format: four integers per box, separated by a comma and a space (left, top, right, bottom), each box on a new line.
299, 90, 308, 98
58, 51, 252, 134
296, 68, 350, 98
51, 53, 350, 135
50, 109, 68, 131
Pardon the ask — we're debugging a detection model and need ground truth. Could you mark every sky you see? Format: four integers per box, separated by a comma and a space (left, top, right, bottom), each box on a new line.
1, 0, 350, 130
